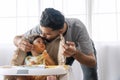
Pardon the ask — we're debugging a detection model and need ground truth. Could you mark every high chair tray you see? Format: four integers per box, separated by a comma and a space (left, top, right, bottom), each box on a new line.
0, 65, 68, 76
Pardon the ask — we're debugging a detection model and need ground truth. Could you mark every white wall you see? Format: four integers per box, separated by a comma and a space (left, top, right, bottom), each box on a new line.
95, 42, 120, 80
0, 43, 16, 66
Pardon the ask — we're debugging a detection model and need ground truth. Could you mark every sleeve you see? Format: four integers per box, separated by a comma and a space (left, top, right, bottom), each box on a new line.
11, 49, 27, 66
23, 25, 41, 40
72, 19, 94, 54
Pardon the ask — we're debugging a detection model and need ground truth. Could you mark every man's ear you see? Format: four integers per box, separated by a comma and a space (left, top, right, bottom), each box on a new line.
59, 29, 64, 34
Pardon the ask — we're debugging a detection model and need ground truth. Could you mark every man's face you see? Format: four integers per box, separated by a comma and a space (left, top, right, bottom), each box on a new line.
40, 26, 60, 41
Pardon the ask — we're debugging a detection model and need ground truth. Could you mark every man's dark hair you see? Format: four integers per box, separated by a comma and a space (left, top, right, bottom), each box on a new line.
40, 8, 65, 30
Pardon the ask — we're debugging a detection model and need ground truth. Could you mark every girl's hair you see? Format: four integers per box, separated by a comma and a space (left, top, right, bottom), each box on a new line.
26, 34, 46, 56
27, 34, 46, 44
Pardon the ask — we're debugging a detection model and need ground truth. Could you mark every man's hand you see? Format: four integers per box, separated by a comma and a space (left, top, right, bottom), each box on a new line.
62, 41, 77, 57
17, 38, 33, 52
18, 39, 33, 52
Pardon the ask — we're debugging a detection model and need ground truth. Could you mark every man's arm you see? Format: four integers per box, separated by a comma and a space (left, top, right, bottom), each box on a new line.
14, 35, 23, 47
72, 50, 96, 67
68, 19, 96, 67
13, 35, 33, 52
14, 25, 40, 52
11, 48, 27, 66
63, 41, 96, 68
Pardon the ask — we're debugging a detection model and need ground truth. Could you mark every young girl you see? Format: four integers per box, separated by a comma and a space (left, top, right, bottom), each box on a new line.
24, 35, 55, 66
6, 35, 56, 80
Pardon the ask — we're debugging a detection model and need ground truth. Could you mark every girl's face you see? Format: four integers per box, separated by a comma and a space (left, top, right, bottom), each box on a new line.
33, 37, 45, 53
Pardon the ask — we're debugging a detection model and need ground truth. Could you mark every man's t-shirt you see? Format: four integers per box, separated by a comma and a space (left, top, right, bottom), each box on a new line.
24, 18, 94, 65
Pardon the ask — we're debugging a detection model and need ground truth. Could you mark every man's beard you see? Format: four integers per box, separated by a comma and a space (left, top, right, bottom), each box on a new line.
42, 35, 59, 43
44, 38, 56, 42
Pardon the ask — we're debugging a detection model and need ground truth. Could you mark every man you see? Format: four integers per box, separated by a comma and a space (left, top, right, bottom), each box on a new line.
14, 8, 98, 80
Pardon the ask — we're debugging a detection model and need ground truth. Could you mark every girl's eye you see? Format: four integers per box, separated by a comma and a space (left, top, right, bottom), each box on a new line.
38, 41, 43, 44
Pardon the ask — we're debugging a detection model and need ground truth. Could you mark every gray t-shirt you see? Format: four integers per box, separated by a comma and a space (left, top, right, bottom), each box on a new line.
24, 18, 94, 64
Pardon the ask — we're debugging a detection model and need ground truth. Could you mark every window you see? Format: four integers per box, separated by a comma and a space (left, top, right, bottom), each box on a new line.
0, 0, 88, 44
0, 0, 39, 44
92, 0, 120, 41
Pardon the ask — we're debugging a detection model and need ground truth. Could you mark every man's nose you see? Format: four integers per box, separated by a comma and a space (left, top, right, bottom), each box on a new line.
40, 33, 46, 37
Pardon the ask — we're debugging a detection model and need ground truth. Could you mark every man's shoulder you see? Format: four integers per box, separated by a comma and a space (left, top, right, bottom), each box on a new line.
24, 24, 41, 39
65, 18, 82, 23
65, 18, 85, 30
